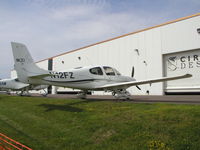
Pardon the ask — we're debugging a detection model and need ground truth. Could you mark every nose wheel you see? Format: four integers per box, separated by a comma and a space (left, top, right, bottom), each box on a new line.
112, 89, 131, 100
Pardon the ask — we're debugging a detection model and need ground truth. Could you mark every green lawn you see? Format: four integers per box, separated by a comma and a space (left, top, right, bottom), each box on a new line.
0, 95, 200, 150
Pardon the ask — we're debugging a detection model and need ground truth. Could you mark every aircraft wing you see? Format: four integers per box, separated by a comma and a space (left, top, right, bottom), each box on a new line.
96, 74, 192, 90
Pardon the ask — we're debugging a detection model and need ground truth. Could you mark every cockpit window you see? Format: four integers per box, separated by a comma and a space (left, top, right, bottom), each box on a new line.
103, 66, 115, 76
89, 67, 103, 75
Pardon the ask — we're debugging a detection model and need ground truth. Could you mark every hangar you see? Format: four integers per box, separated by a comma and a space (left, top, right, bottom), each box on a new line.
11, 13, 200, 95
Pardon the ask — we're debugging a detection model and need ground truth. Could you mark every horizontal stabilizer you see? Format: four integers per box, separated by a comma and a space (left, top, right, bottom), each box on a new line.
28, 73, 51, 79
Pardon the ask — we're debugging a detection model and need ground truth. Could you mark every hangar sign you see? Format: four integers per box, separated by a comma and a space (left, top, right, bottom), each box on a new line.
164, 49, 200, 92
167, 54, 200, 71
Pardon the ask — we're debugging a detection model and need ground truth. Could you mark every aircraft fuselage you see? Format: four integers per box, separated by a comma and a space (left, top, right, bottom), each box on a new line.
27, 66, 135, 90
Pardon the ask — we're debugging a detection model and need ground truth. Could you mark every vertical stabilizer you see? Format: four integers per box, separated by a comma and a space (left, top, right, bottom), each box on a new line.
11, 42, 49, 82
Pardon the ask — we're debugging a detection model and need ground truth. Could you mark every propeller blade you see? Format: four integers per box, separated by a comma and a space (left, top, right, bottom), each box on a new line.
131, 66, 134, 77
136, 85, 141, 90
131, 67, 141, 90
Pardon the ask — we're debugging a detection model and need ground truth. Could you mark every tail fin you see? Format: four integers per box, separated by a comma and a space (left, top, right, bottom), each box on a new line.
11, 42, 49, 82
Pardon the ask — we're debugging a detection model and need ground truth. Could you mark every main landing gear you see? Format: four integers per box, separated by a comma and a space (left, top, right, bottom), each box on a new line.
112, 89, 131, 100
77, 91, 87, 99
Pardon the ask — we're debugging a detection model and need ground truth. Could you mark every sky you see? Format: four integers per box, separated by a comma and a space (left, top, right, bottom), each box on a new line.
0, 0, 200, 78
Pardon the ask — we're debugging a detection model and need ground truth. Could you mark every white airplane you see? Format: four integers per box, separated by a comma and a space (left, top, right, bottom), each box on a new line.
11, 42, 192, 99
0, 78, 48, 96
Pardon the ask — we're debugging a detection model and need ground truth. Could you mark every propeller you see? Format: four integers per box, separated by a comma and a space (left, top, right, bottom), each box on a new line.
131, 66, 141, 90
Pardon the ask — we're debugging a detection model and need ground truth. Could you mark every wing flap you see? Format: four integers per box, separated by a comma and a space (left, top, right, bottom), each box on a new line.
96, 74, 192, 89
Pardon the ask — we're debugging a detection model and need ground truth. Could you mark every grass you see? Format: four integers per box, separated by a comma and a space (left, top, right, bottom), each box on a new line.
0, 95, 200, 150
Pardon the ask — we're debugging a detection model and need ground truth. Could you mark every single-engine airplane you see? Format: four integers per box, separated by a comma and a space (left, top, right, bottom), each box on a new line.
11, 42, 192, 99
0, 77, 48, 96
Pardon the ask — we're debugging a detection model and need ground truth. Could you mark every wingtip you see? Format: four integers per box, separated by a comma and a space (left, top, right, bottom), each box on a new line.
185, 74, 192, 78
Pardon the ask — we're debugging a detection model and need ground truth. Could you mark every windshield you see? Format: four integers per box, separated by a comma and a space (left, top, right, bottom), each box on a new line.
103, 66, 115, 76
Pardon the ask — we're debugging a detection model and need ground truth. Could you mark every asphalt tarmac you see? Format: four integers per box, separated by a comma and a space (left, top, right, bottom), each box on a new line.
46, 94, 200, 105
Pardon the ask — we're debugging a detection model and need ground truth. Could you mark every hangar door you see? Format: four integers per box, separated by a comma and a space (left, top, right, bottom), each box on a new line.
164, 49, 200, 93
